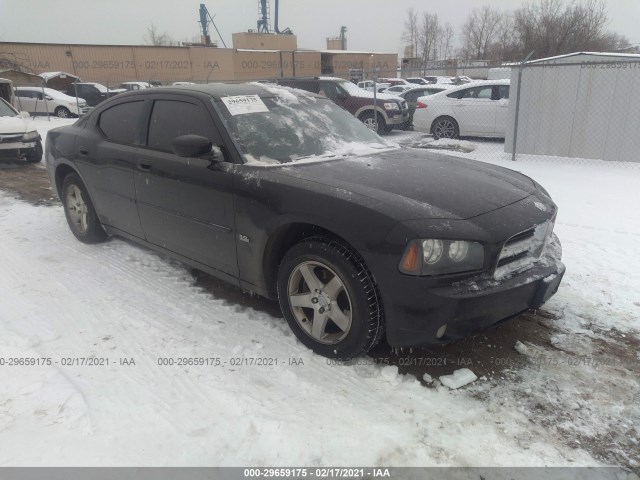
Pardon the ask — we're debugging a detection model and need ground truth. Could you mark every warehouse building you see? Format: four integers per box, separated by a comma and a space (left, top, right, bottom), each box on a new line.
0, 33, 397, 86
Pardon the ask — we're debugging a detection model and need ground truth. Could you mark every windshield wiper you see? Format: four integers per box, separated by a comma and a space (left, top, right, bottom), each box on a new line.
291, 152, 339, 161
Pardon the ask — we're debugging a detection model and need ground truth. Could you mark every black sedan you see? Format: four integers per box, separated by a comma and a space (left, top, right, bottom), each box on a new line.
45, 83, 565, 359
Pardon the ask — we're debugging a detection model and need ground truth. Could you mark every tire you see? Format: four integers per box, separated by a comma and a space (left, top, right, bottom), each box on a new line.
431, 116, 460, 139
277, 236, 385, 359
61, 173, 107, 244
359, 111, 386, 135
55, 106, 72, 118
25, 140, 43, 163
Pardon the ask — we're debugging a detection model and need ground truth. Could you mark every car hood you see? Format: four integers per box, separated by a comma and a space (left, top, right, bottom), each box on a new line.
0, 116, 32, 135
274, 147, 537, 220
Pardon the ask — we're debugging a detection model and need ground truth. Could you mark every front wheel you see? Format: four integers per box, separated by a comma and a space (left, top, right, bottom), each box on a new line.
359, 111, 386, 135
277, 237, 385, 359
55, 106, 72, 118
25, 140, 43, 163
61, 173, 107, 243
431, 116, 460, 139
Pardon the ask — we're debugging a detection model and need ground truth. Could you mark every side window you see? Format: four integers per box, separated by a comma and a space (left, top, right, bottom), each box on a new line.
319, 81, 339, 100
147, 100, 217, 153
459, 86, 493, 99
496, 85, 510, 100
98, 101, 144, 145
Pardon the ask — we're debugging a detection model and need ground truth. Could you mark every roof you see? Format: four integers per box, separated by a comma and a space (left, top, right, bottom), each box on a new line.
39, 71, 80, 81
0, 69, 43, 85
118, 82, 272, 100
526, 51, 640, 64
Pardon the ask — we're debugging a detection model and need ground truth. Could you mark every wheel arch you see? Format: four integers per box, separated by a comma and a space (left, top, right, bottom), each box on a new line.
262, 222, 368, 299
355, 105, 389, 123
54, 163, 81, 198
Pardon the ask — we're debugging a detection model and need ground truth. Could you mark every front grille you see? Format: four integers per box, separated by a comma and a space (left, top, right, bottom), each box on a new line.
495, 222, 552, 278
0, 135, 22, 144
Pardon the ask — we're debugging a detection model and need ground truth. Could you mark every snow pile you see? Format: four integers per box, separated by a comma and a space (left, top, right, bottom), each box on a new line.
406, 136, 476, 153
0, 195, 598, 466
439, 369, 478, 389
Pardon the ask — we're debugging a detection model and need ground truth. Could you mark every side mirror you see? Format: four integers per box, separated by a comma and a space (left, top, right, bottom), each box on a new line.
19, 111, 30, 119
171, 134, 221, 160
45, 96, 53, 101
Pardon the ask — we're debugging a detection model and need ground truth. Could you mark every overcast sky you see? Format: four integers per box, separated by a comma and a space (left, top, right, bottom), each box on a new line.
0, 0, 638, 56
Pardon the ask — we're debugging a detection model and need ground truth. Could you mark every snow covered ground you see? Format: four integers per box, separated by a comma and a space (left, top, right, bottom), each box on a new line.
0, 124, 638, 467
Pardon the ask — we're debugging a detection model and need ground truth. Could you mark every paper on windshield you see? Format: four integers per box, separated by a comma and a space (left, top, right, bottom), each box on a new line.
221, 95, 269, 115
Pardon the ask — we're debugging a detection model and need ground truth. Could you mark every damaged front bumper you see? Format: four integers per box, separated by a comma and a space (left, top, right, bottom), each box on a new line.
385, 234, 565, 348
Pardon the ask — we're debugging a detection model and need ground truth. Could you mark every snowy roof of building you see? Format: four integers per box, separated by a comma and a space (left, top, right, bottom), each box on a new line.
526, 51, 640, 64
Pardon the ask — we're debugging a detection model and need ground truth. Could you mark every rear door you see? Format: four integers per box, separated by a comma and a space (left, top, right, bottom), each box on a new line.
451, 85, 496, 135
134, 93, 238, 277
78, 99, 146, 238
15, 89, 37, 113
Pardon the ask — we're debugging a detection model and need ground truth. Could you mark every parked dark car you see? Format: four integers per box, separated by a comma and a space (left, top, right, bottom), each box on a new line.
276, 76, 409, 134
65, 82, 122, 107
45, 83, 565, 359
397, 86, 448, 129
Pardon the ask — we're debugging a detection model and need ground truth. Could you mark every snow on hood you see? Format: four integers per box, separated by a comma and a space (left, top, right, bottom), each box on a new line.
0, 115, 33, 135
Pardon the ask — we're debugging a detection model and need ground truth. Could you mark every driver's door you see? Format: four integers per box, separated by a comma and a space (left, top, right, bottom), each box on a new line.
134, 94, 238, 277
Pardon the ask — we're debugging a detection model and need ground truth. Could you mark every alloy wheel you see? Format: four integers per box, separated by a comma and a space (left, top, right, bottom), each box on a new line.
287, 261, 353, 345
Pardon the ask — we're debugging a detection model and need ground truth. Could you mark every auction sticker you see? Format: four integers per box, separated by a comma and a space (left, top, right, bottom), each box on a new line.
221, 95, 269, 115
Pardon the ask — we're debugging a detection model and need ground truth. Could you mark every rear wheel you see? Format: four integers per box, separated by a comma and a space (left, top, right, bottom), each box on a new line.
277, 237, 384, 359
359, 111, 386, 135
25, 140, 43, 163
431, 116, 459, 139
61, 173, 107, 243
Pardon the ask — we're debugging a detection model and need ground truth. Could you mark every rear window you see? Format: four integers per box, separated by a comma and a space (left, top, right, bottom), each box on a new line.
98, 101, 144, 145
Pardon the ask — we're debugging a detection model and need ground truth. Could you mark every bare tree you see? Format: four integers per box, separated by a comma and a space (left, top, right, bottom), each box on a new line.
439, 23, 454, 60
513, 0, 620, 58
401, 8, 420, 58
419, 12, 442, 71
460, 6, 503, 61
144, 24, 176, 46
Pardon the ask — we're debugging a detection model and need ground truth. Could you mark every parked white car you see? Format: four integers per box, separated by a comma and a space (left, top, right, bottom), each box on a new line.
120, 81, 152, 91
357, 80, 390, 93
413, 79, 510, 139
381, 84, 413, 95
0, 98, 42, 162
14, 87, 89, 118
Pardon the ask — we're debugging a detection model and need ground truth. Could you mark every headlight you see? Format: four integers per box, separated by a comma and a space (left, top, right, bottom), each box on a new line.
399, 239, 485, 276
383, 102, 400, 111
22, 131, 40, 141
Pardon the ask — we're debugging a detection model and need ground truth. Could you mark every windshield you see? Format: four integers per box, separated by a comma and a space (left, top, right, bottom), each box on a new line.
336, 80, 366, 96
0, 98, 18, 117
217, 87, 395, 165
91, 83, 108, 93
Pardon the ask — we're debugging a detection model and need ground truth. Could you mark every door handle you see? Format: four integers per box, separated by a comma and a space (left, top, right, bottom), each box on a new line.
78, 148, 89, 156
138, 163, 152, 171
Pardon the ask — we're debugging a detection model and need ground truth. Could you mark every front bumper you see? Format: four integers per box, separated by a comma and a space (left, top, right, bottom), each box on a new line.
383, 234, 565, 348
0, 139, 39, 159
386, 109, 411, 126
